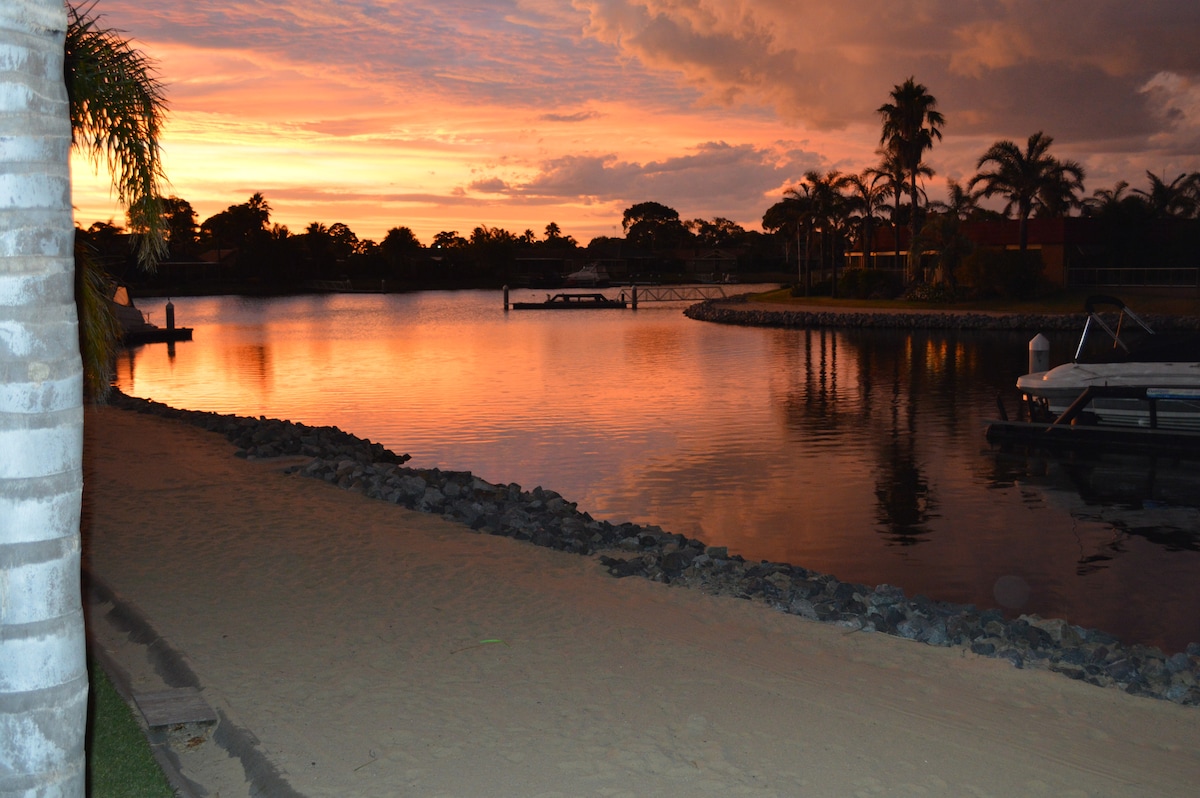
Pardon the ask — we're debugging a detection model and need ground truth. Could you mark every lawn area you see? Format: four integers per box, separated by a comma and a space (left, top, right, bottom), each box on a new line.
748, 288, 1200, 316
87, 662, 176, 798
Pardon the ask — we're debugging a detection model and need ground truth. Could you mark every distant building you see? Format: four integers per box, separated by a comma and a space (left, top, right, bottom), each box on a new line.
846, 217, 1200, 290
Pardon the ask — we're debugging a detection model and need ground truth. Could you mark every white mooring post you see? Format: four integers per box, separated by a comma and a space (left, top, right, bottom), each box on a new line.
1029, 333, 1050, 374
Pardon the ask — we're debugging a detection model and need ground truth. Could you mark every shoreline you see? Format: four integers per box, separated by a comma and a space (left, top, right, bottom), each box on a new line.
683, 295, 1200, 331
104, 389, 1200, 705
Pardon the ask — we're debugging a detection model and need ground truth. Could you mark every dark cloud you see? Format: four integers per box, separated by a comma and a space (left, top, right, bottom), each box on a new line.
577, 0, 1200, 150
538, 110, 603, 123
508, 141, 824, 223
468, 178, 512, 193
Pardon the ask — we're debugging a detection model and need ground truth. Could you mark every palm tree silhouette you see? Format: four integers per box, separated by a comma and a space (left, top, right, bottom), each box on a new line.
795, 170, 849, 290
762, 189, 815, 292
878, 77, 944, 282
1083, 180, 1133, 217
844, 170, 891, 272
1133, 171, 1199, 218
969, 131, 1085, 253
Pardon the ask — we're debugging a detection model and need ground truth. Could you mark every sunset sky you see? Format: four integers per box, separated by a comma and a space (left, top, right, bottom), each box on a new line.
71, 0, 1200, 246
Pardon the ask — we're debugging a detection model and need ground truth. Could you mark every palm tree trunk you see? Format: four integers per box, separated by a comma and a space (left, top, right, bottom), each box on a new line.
908, 178, 920, 282
0, 2, 88, 795
806, 229, 816, 294
893, 197, 901, 275
863, 217, 874, 270
794, 226, 801, 287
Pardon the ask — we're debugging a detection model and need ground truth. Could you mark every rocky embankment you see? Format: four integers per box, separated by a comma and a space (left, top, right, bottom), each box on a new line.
108, 390, 1200, 705
684, 296, 1200, 332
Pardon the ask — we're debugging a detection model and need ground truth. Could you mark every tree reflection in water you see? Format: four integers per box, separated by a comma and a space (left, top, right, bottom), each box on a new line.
875, 436, 936, 544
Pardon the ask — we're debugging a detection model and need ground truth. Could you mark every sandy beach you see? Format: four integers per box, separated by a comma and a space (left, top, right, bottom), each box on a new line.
82, 404, 1199, 797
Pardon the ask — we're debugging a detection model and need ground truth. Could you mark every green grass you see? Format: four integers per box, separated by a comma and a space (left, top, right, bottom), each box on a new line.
748, 287, 1200, 315
87, 662, 176, 798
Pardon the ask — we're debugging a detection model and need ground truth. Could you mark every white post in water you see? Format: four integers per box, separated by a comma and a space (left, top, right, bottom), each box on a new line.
1029, 333, 1050, 374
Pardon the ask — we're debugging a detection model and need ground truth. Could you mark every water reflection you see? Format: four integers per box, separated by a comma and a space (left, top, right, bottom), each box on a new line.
114, 292, 1200, 652
778, 328, 1007, 544
989, 448, 1200, 562
875, 435, 936, 544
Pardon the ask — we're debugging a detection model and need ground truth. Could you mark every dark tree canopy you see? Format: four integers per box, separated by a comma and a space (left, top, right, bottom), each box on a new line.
622, 201, 689, 251
201, 192, 271, 249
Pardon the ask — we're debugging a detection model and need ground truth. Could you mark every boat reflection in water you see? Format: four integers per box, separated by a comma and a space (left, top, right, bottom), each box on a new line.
988, 446, 1200, 575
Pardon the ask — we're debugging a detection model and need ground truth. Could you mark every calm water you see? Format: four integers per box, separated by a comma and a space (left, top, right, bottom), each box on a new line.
116, 290, 1200, 652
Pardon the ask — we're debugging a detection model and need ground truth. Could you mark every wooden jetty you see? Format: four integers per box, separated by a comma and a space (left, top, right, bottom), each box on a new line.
510, 292, 628, 310
504, 283, 735, 310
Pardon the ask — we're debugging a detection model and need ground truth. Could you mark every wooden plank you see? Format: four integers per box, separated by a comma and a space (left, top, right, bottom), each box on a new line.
133, 688, 217, 727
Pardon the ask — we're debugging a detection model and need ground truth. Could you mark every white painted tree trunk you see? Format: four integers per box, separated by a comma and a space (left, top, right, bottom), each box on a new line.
0, 1, 88, 795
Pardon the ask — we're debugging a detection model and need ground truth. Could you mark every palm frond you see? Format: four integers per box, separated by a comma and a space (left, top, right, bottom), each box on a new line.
65, 1, 168, 268
74, 236, 122, 403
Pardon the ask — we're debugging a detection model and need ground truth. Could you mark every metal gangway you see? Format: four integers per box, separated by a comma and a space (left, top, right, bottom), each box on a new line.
625, 284, 734, 306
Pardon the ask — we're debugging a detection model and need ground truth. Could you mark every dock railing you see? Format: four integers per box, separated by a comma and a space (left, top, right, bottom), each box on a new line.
627, 285, 734, 307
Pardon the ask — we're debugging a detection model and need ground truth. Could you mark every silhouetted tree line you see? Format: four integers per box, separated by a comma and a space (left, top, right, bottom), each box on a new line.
79, 191, 786, 295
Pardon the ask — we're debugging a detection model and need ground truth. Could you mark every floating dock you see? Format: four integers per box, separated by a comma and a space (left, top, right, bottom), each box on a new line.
985, 419, 1200, 455
123, 326, 193, 345
508, 292, 628, 310
989, 385, 1200, 453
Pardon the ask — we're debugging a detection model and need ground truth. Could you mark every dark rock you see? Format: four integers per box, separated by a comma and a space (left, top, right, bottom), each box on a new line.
1106, 658, 1140, 684
1050, 664, 1087, 681
661, 550, 694, 576
971, 641, 997, 656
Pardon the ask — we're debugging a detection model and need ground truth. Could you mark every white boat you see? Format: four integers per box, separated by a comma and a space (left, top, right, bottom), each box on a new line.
1016, 295, 1200, 431
563, 264, 610, 287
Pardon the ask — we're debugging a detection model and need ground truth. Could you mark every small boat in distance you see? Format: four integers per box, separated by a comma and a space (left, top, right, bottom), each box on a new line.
510, 292, 628, 310
1016, 295, 1200, 431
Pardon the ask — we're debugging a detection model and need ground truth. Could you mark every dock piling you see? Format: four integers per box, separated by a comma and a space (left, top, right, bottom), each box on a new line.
1029, 333, 1049, 374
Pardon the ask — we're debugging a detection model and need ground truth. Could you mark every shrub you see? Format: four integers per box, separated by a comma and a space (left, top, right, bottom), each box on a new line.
840, 268, 903, 299
960, 249, 1044, 299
